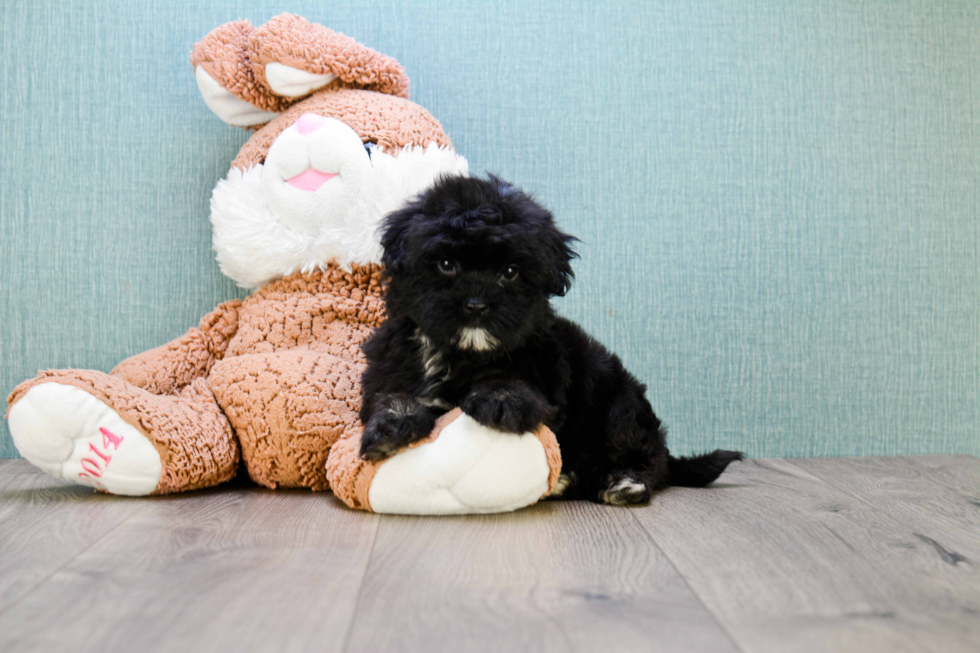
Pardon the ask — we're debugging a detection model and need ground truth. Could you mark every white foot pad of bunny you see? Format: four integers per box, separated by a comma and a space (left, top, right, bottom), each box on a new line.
8, 383, 162, 495
367, 412, 551, 515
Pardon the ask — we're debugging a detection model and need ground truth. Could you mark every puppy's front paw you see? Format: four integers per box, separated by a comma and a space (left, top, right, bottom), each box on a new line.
462, 382, 553, 434
359, 410, 436, 461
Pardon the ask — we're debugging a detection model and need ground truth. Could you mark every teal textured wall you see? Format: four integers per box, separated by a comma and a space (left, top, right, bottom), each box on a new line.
2, 0, 978, 458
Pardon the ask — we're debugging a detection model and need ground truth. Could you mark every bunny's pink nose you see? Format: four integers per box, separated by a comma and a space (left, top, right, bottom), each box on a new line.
296, 113, 328, 135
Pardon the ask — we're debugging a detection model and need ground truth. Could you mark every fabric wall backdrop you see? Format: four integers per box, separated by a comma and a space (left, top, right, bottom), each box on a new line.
1, 0, 977, 459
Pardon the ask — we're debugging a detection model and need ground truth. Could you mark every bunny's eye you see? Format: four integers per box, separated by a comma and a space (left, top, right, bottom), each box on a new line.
501, 265, 519, 282
437, 259, 458, 275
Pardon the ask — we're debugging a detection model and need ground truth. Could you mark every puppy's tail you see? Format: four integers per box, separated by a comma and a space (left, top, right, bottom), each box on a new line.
667, 450, 743, 487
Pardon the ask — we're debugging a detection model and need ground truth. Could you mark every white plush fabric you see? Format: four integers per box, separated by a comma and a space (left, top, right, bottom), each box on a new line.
368, 413, 551, 515
210, 116, 469, 288
264, 63, 337, 97
7, 384, 162, 496
194, 67, 279, 127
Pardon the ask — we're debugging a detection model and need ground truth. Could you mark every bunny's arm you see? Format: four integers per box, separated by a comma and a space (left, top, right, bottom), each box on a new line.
111, 300, 242, 395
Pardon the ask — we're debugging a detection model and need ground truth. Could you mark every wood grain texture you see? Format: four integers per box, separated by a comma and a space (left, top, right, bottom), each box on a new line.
0, 467, 138, 613
0, 479, 379, 653
632, 458, 980, 653
2, 457, 978, 653
345, 501, 738, 653
908, 455, 980, 494
794, 455, 980, 561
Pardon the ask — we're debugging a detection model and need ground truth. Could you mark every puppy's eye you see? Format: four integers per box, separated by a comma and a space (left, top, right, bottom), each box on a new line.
437, 259, 458, 275
501, 265, 519, 282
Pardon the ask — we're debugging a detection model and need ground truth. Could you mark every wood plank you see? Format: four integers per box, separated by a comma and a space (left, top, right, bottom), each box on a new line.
0, 488, 378, 653
345, 501, 738, 653
794, 456, 980, 561
0, 465, 139, 613
907, 455, 980, 495
631, 458, 980, 653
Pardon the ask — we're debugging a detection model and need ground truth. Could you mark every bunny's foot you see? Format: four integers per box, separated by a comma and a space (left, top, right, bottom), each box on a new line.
8, 381, 161, 495
7, 371, 239, 495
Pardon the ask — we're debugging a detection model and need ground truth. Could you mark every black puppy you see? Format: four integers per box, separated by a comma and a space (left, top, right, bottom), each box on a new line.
359, 174, 742, 504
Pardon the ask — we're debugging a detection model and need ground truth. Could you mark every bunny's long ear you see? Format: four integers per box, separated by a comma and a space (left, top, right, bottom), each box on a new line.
191, 14, 410, 128
250, 14, 410, 100
191, 20, 284, 127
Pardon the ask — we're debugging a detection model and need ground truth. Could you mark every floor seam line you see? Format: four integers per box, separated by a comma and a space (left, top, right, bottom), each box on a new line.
626, 508, 748, 653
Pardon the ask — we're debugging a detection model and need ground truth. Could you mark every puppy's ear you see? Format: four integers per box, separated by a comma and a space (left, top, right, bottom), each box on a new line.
493, 174, 579, 298
543, 226, 579, 297
379, 201, 419, 274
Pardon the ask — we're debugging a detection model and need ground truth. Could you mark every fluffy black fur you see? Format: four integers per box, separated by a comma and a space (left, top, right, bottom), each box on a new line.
359, 174, 742, 505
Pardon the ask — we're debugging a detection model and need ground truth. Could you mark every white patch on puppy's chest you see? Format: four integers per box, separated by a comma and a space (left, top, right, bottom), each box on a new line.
455, 327, 500, 352
415, 332, 446, 379
413, 330, 451, 406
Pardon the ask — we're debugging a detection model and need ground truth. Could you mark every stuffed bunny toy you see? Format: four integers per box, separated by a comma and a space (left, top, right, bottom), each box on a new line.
6, 14, 560, 514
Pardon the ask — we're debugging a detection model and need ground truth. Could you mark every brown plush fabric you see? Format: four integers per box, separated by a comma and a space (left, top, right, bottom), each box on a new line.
225, 265, 385, 359
537, 423, 563, 497
190, 20, 292, 114
190, 13, 411, 124
7, 265, 384, 494
209, 350, 362, 491
203, 265, 385, 490
249, 14, 410, 100
198, 265, 383, 490
112, 300, 242, 395
7, 372, 239, 495
326, 408, 563, 512
232, 89, 453, 170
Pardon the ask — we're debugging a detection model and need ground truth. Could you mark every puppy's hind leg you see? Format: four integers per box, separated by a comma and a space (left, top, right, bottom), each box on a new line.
597, 450, 744, 504
601, 472, 654, 506
592, 386, 671, 506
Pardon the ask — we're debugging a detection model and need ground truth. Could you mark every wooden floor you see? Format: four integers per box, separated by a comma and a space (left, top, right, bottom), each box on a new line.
0, 456, 977, 653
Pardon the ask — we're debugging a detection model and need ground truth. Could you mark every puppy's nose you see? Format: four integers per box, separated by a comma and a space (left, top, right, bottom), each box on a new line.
464, 298, 488, 316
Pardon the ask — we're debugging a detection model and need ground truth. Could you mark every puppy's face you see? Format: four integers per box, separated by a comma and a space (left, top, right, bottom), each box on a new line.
380, 175, 577, 354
